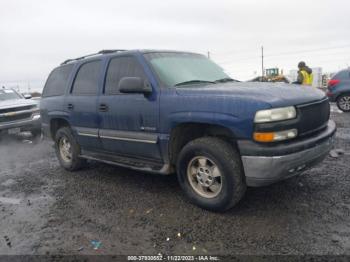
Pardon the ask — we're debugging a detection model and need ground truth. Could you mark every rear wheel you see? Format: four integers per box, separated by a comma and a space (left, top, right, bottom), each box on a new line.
176, 137, 246, 212
55, 127, 86, 171
337, 93, 350, 112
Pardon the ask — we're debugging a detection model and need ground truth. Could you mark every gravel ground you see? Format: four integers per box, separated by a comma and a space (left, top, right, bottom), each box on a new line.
0, 104, 349, 256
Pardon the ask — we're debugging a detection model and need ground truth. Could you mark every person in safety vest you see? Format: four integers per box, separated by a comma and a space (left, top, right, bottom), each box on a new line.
294, 61, 313, 86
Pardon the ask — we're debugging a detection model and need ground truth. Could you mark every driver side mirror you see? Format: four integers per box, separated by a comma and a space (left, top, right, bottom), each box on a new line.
119, 77, 152, 94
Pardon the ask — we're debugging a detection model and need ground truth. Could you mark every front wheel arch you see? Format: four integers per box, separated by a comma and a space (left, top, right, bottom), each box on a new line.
168, 123, 237, 166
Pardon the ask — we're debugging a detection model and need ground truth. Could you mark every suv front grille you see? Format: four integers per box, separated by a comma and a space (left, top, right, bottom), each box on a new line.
296, 98, 330, 136
0, 113, 32, 123
0, 105, 36, 114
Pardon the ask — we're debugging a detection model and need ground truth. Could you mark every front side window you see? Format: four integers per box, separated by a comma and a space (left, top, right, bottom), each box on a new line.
105, 56, 146, 95
72, 60, 101, 95
144, 52, 231, 87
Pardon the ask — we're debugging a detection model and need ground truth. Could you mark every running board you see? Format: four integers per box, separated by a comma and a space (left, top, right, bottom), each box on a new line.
80, 150, 173, 175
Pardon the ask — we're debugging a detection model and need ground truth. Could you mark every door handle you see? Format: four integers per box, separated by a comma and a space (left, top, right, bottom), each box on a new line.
67, 103, 74, 110
99, 104, 109, 112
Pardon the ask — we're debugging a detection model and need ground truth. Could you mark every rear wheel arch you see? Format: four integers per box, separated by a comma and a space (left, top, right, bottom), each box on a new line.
334, 89, 350, 99
336, 92, 350, 112
54, 126, 86, 171
50, 118, 71, 139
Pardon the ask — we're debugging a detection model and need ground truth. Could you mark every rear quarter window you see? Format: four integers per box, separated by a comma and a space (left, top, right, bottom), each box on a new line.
42, 65, 73, 97
333, 70, 350, 80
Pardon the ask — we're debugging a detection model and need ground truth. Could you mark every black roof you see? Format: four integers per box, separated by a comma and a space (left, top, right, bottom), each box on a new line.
60, 49, 201, 65
60, 49, 127, 65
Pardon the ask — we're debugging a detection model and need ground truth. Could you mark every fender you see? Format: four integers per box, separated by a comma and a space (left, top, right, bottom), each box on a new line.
166, 111, 252, 139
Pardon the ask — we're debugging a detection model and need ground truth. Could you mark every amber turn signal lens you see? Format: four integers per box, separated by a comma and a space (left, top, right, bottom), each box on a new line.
253, 132, 275, 142
253, 129, 298, 142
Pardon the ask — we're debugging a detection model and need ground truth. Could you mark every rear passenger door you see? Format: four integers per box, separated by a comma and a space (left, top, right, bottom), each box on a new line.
66, 60, 103, 151
98, 55, 161, 160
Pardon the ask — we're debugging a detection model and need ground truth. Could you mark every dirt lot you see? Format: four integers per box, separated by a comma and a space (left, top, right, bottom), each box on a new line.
0, 104, 349, 256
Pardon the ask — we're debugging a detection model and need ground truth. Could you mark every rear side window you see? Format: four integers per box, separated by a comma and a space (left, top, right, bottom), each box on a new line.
72, 60, 102, 95
43, 65, 73, 97
333, 70, 350, 80
105, 56, 146, 95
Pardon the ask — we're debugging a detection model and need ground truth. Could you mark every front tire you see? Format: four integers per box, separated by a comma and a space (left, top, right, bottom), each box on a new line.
176, 137, 246, 212
336, 93, 350, 112
55, 127, 86, 171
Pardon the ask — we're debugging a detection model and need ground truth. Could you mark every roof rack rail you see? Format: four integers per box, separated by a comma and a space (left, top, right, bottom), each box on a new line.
98, 49, 126, 54
61, 49, 127, 65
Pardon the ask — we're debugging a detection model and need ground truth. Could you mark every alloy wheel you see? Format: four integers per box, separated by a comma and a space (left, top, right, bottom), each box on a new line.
187, 156, 223, 198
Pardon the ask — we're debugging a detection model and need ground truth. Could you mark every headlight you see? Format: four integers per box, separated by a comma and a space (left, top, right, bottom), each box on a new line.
32, 113, 41, 120
254, 106, 296, 123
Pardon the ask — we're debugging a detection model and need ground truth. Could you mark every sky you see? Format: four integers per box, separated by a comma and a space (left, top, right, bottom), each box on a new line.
0, 0, 350, 92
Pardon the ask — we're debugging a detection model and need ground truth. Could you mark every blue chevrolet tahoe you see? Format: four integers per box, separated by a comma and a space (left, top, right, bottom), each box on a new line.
40, 50, 336, 211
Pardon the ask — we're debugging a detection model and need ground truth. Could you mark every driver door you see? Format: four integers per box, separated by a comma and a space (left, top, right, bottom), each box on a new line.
98, 55, 162, 160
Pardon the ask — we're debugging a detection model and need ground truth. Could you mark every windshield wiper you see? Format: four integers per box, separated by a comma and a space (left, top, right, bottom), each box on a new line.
214, 77, 240, 83
174, 80, 215, 87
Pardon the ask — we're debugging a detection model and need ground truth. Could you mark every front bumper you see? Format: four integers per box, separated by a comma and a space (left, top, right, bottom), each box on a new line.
0, 116, 41, 133
238, 120, 336, 187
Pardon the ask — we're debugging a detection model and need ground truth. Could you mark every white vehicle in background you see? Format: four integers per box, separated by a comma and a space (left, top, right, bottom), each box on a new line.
0, 88, 41, 139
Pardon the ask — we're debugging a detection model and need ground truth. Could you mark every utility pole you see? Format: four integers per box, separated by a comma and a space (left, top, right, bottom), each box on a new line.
261, 46, 264, 78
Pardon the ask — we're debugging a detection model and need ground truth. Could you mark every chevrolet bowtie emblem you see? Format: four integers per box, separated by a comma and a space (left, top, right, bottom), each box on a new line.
4, 112, 17, 116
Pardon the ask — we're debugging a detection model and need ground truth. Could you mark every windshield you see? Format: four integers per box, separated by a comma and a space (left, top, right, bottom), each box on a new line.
144, 52, 231, 87
0, 89, 21, 101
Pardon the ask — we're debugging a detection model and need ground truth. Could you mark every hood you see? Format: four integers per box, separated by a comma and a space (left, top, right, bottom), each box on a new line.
0, 98, 38, 110
175, 82, 326, 108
